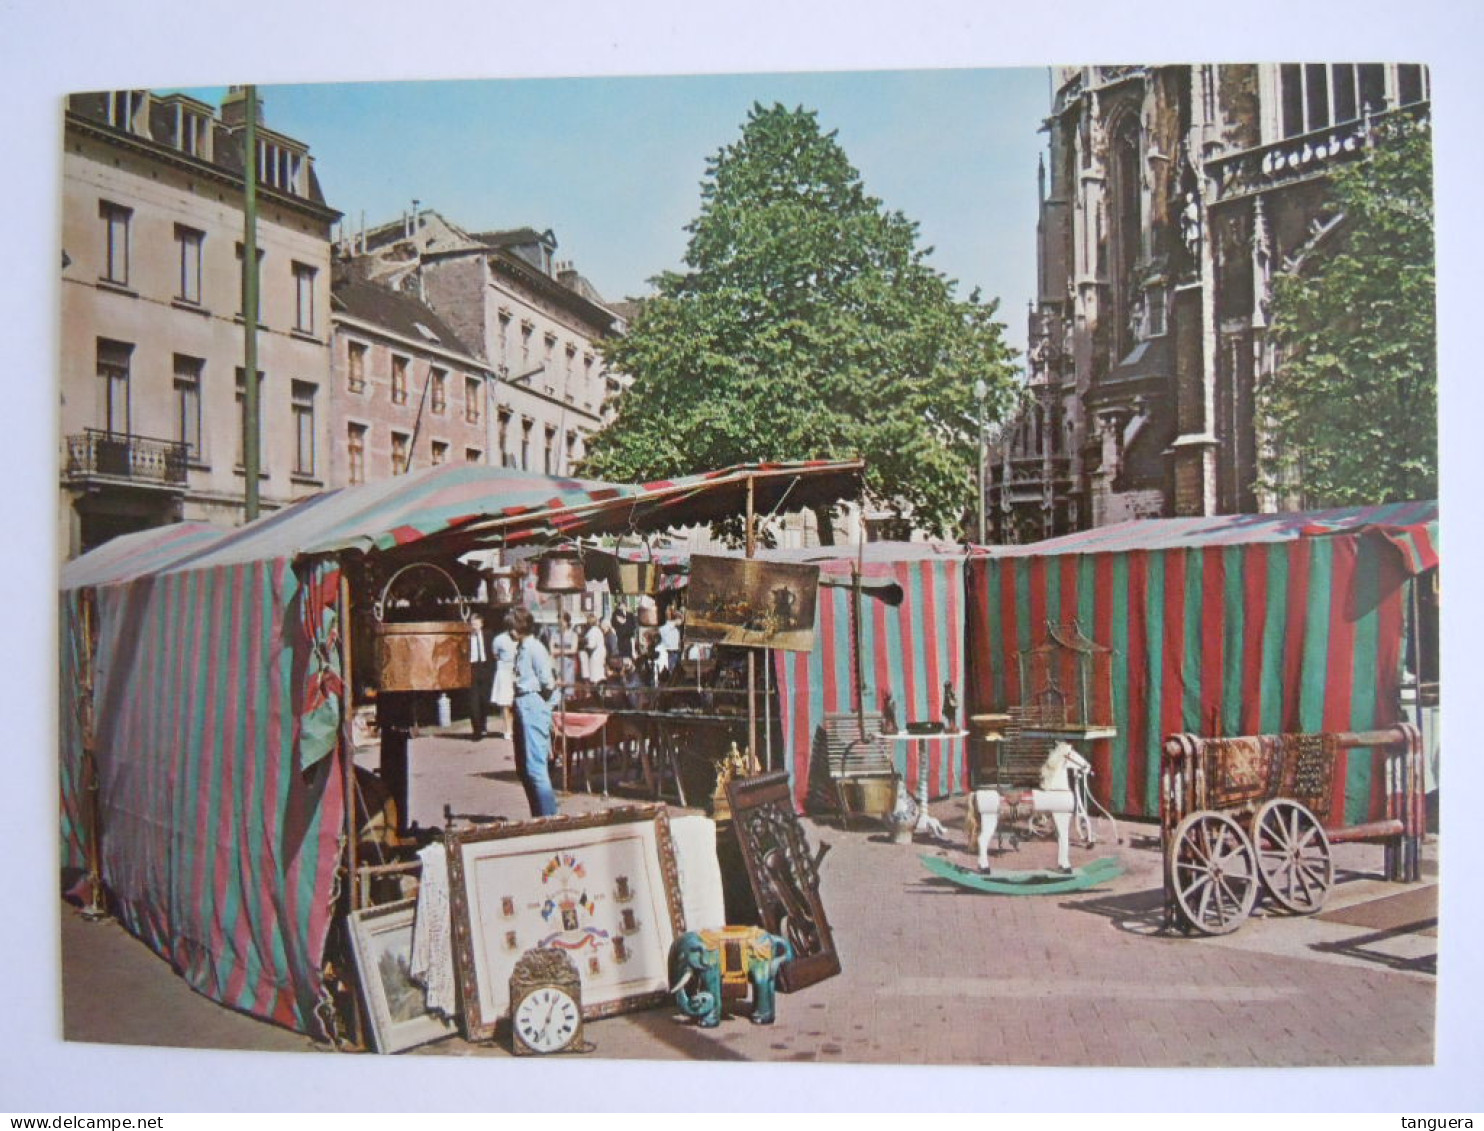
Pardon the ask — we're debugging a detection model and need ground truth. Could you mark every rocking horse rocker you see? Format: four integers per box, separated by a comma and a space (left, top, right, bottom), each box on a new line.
921, 741, 1125, 895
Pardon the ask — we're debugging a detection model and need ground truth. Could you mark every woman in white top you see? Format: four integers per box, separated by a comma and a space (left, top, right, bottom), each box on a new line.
490, 618, 518, 737
582, 613, 608, 686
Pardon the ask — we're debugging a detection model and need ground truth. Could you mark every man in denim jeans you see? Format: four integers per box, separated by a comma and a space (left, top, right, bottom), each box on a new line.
507, 606, 559, 817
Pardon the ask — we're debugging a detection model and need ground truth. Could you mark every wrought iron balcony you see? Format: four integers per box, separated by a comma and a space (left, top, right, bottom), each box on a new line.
67, 428, 188, 487
1207, 103, 1429, 205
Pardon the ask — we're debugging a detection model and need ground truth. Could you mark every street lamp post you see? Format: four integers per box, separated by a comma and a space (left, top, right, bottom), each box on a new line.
973, 378, 988, 545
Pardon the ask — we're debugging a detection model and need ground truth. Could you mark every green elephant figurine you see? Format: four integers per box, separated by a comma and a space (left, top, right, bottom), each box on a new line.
668, 926, 793, 1028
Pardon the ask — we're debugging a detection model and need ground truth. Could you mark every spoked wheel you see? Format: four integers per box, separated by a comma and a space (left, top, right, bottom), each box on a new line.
1167, 811, 1259, 935
1253, 799, 1333, 914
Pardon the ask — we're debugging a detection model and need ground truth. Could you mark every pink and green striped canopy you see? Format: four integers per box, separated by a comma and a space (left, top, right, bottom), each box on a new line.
968, 500, 1437, 823
57, 459, 862, 1037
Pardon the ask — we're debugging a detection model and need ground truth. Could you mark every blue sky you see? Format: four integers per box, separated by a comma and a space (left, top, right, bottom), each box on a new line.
177, 69, 1050, 357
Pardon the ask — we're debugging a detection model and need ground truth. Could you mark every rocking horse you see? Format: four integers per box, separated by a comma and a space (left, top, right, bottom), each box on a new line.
964, 740, 1093, 874
921, 741, 1125, 896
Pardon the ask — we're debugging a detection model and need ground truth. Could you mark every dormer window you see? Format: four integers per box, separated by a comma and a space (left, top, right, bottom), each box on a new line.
257, 138, 304, 196
107, 91, 145, 134
180, 110, 209, 158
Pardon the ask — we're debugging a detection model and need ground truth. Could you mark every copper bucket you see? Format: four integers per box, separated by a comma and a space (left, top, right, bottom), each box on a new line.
372, 562, 473, 691
537, 548, 586, 593
375, 621, 473, 691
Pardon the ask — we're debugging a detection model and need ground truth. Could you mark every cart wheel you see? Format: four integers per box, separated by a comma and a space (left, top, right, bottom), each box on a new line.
1253, 799, 1333, 914
1166, 811, 1259, 935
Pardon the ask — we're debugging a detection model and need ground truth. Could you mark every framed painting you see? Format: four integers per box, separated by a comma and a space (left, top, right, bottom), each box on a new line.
444, 804, 686, 1042
347, 899, 456, 1054
685, 554, 820, 652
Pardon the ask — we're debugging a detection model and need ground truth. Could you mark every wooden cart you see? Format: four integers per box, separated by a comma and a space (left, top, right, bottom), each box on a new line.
1159, 725, 1424, 935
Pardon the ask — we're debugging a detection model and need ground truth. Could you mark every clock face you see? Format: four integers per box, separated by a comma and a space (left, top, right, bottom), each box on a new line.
513, 986, 581, 1054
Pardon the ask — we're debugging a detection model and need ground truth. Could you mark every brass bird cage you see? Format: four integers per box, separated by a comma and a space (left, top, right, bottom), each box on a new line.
1016, 621, 1114, 729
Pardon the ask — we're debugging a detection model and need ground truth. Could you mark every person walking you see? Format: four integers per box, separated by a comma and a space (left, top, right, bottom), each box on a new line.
658, 608, 683, 680
612, 605, 637, 661
582, 612, 608, 688
467, 611, 494, 740
490, 614, 517, 738
553, 611, 579, 692
508, 606, 560, 818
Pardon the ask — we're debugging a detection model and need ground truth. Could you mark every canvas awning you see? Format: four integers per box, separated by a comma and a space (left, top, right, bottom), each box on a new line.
967, 499, 1438, 823
60, 459, 867, 586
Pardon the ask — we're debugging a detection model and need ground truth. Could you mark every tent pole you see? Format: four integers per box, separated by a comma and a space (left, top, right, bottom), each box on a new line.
746, 475, 757, 766
341, 566, 359, 912
79, 588, 107, 921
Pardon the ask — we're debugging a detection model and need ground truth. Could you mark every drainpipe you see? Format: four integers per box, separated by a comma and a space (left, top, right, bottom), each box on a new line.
243, 85, 261, 522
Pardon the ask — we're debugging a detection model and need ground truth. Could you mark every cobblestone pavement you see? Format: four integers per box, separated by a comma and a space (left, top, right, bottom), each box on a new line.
57, 731, 1443, 1079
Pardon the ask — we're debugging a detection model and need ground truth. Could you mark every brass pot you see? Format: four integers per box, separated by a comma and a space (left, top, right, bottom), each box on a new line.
537, 550, 586, 593
375, 621, 473, 691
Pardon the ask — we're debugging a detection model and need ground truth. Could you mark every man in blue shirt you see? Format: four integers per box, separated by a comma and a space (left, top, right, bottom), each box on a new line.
507, 606, 560, 817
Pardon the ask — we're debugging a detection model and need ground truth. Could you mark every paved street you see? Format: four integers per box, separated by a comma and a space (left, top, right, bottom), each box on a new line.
59, 729, 1440, 1079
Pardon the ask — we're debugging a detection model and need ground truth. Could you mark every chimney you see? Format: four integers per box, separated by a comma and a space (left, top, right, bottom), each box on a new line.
220, 85, 264, 129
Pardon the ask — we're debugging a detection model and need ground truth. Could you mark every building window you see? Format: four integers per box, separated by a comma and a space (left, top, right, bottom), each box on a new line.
520, 322, 533, 369
565, 430, 578, 471
257, 139, 303, 196
174, 104, 210, 158
347, 341, 367, 393
464, 375, 479, 423
174, 225, 203, 305
97, 339, 131, 435
521, 418, 533, 470
100, 201, 131, 286
107, 91, 143, 133
465, 447, 482, 464
497, 310, 512, 366
498, 409, 511, 466
391, 356, 409, 405
292, 380, 317, 476
391, 431, 410, 476
174, 355, 203, 459
430, 440, 448, 466
348, 423, 367, 485
430, 367, 447, 414
235, 243, 264, 320
234, 368, 265, 469
1279, 63, 1406, 138
1397, 64, 1428, 107
544, 426, 556, 475
293, 262, 316, 333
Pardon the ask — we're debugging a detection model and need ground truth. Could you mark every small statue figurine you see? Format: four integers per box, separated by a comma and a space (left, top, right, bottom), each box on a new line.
941, 683, 958, 731
711, 742, 761, 822
880, 689, 898, 736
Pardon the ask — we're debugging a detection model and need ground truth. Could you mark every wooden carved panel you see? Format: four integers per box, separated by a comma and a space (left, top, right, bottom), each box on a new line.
725, 770, 841, 993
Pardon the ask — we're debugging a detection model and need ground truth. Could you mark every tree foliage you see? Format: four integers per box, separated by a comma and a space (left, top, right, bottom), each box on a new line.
1260, 119, 1436, 507
580, 103, 1020, 539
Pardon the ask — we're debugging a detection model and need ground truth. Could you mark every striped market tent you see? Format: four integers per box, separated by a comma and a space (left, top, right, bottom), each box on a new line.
761, 543, 972, 812
59, 460, 860, 1038
966, 501, 1438, 824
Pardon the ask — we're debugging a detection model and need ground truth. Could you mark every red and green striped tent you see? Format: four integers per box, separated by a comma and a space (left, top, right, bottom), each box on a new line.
769, 543, 972, 812
966, 501, 1438, 824
58, 460, 861, 1037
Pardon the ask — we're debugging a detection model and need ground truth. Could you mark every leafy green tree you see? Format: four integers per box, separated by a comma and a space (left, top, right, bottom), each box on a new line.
580, 103, 1020, 541
1260, 119, 1436, 506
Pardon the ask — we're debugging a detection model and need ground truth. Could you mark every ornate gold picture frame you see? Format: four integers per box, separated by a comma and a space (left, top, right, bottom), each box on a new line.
444, 804, 686, 1043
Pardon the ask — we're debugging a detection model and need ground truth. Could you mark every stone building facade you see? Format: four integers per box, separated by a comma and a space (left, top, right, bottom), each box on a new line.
988, 64, 1431, 544
337, 210, 626, 478
59, 88, 338, 558
329, 281, 494, 487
